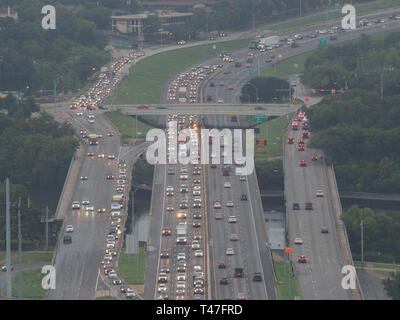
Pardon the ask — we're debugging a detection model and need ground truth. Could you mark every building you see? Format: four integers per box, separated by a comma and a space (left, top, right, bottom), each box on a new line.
141, 0, 216, 12
112, 11, 193, 36
0, 7, 18, 21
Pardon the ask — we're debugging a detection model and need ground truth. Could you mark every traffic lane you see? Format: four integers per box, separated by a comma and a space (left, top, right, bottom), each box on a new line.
245, 172, 277, 300
49, 117, 117, 299
286, 128, 348, 299
144, 164, 166, 300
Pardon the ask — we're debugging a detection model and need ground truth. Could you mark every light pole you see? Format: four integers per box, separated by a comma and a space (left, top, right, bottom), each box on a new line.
246, 82, 259, 103
361, 220, 364, 269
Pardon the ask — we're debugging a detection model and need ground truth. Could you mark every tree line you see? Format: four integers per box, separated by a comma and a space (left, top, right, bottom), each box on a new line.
0, 95, 78, 247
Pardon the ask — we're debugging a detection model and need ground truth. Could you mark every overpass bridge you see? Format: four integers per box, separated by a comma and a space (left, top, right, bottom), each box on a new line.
260, 190, 400, 202
109, 103, 298, 116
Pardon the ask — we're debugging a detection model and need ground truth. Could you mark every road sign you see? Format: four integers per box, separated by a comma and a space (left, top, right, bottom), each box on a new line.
249, 68, 254, 76
253, 114, 266, 124
319, 37, 327, 46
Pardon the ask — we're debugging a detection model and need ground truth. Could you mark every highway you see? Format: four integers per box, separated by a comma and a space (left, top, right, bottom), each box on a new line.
47, 113, 121, 299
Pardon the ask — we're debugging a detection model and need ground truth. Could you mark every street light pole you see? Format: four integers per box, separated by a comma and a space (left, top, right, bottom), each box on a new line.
361, 220, 364, 269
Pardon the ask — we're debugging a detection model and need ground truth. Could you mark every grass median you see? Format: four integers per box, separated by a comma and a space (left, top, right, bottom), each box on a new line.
0, 251, 53, 265
118, 246, 146, 285
104, 111, 155, 140
273, 260, 301, 300
252, 115, 290, 159
11, 268, 46, 299
111, 39, 249, 105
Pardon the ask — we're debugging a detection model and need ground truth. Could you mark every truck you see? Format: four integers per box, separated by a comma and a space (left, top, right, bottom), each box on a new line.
259, 36, 280, 47
176, 223, 187, 244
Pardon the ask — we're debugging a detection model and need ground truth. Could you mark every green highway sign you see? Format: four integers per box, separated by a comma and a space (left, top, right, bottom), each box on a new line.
319, 37, 327, 46
253, 113, 266, 124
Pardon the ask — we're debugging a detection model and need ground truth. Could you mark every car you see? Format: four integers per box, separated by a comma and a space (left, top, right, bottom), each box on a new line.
226, 201, 234, 207
234, 267, 244, 277
65, 225, 74, 233
215, 214, 224, 220
252, 272, 263, 281
166, 206, 174, 212
126, 288, 137, 299
106, 173, 114, 179
108, 154, 115, 159
176, 273, 186, 281
305, 202, 313, 210
239, 176, 246, 181
87, 152, 95, 157
294, 237, 303, 245
240, 194, 248, 201
193, 221, 201, 228
298, 256, 307, 263
300, 160, 307, 167
86, 205, 94, 212
220, 276, 229, 285
120, 285, 129, 293
162, 227, 172, 236
228, 216, 237, 223
160, 265, 170, 273
112, 278, 122, 285
106, 132, 114, 137
97, 153, 105, 158
194, 250, 203, 257
191, 240, 200, 250
237, 293, 247, 300
255, 106, 265, 110
214, 200, 222, 208
158, 273, 168, 283
298, 139, 305, 145
230, 234, 239, 241
97, 208, 106, 213
136, 104, 149, 109
217, 98, 224, 103
226, 248, 234, 255
224, 182, 231, 188
298, 145, 305, 151
1, 264, 14, 272
160, 250, 169, 259
71, 201, 80, 209
302, 132, 309, 139
316, 190, 324, 197
63, 235, 72, 244
81, 199, 90, 205
80, 176, 88, 181
312, 155, 319, 161
157, 284, 167, 293
287, 137, 295, 144
193, 212, 202, 219
321, 226, 329, 233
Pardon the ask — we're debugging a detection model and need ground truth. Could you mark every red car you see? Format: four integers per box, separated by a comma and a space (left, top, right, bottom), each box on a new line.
298, 139, 305, 145
298, 256, 307, 263
137, 104, 149, 109
300, 160, 307, 167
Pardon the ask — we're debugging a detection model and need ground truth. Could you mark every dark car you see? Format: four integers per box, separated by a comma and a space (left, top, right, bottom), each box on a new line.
255, 106, 265, 111
305, 202, 313, 210
252, 272, 263, 281
218, 261, 226, 269
298, 256, 307, 263
234, 267, 244, 277
240, 194, 248, 201
321, 226, 329, 233
160, 250, 169, 259
192, 221, 201, 228
292, 203, 300, 210
220, 276, 229, 285
63, 235, 72, 244
160, 265, 170, 273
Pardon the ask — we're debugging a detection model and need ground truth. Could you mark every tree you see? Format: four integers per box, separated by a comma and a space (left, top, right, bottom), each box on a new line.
240, 77, 290, 103
384, 272, 400, 300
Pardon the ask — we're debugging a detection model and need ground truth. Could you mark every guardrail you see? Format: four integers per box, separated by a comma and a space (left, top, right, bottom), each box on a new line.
329, 163, 365, 300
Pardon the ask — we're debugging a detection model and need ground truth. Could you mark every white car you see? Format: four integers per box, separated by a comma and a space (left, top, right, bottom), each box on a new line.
294, 237, 303, 245
126, 288, 137, 298
71, 201, 80, 209
191, 241, 200, 250
224, 182, 231, 188
193, 265, 202, 272
316, 190, 324, 197
177, 253, 186, 261
226, 201, 234, 207
194, 250, 203, 257
176, 273, 186, 281
81, 199, 90, 205
76, 112, 83, 116
226, 248, 234, 255
108, 271, 117, 278
239, 176, 246, 181
65, 225, 74, 233
228, 216, 237, 223
217, 98, 224, 103
213, 201, 222, 208
86, 205, 94, 212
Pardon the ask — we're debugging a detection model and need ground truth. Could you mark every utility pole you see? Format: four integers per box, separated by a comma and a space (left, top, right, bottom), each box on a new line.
18, 197, 22, 299
6, 178, 11, 298
53, 79, 57, 113
45, 206, 49, 252
361, 220, 364, 269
